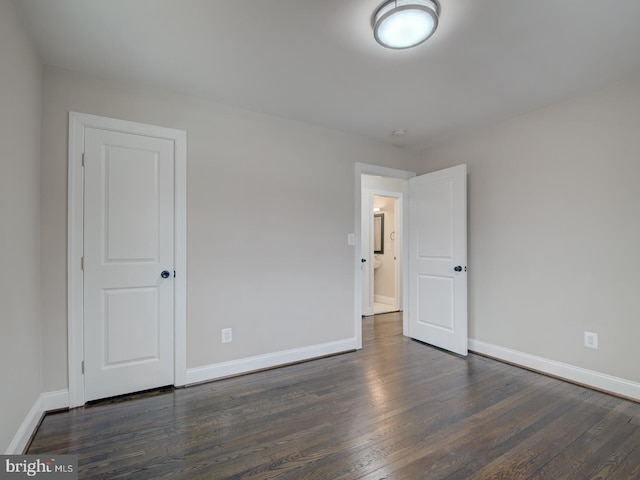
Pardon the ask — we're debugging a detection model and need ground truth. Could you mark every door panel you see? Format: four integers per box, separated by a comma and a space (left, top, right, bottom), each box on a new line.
417, 275, 454, 331
416, 179, 454, 259
84, 127, 175, 401
104, 287, 159, 365
409, 164, 467, 356
105, 149, 160, 261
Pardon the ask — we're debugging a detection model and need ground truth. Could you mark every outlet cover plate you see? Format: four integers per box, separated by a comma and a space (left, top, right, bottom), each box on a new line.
584, 331, 598, 349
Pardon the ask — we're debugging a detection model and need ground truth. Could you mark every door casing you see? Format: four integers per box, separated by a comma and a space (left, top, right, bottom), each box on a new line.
68, 112, 187, 408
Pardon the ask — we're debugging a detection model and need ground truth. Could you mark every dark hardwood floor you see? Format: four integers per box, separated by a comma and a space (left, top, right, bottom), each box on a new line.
29, 313, 640, 479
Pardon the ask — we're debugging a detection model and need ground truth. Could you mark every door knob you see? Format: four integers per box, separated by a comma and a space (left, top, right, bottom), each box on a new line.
453, 265, 463, 272
361, 258, 367, 263
161, 270, 171, 279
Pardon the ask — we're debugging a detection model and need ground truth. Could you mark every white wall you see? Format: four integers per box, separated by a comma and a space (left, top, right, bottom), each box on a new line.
40, 66, 421, 391
420, 74, 640, 385
361, 175, 405, 192
0, 0, 43, 452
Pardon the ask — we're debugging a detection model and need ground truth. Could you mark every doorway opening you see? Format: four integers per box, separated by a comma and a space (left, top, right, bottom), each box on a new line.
373, 194, 400, 314
361, 182, 403, 316
354, 162, 468, 356
354, 164, 415, 349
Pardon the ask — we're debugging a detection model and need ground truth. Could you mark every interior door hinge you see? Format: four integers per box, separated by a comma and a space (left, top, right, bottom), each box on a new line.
81, 256, 84, 270
82, 153, 85, 167
81, 361, 84, 374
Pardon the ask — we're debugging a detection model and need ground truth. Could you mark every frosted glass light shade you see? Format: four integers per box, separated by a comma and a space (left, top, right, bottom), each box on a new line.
372, 0, 440, 49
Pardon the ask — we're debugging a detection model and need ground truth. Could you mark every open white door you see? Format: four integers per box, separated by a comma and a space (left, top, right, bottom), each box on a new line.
408, 164, 467, 356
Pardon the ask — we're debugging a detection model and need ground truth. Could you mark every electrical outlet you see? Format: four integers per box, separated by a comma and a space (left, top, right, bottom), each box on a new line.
221, 328, 232, 344
584, 331, 598, 349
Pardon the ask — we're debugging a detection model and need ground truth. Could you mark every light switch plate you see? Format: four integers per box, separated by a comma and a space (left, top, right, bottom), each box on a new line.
221, 328, 232, 344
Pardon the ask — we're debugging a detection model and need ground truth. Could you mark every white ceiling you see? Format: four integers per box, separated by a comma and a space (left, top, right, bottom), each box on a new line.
14, 0, 640, 150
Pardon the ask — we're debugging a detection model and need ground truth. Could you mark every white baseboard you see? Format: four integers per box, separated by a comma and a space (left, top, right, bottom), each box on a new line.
6, 390, 69, 454
469, 339, 640, 401
186, 338, 357, 385
374, 295, 396, 306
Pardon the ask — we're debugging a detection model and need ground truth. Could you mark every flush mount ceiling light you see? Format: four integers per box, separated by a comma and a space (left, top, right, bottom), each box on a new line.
372, 0, 440, 49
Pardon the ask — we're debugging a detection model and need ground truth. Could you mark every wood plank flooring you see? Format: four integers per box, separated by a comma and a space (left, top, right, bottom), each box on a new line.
28, 313, 640, 479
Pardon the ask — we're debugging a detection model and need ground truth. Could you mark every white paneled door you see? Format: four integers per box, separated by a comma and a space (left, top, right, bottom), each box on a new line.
83, 127, 175, 401
408, 164, 467, 356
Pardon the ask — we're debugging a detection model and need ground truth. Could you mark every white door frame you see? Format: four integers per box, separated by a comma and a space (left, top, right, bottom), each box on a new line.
68, 112, 187, 408
354, 163, 415, 349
